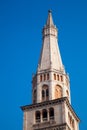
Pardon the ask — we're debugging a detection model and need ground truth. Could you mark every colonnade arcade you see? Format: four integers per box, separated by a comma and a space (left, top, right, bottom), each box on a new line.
35, 107, 54, 123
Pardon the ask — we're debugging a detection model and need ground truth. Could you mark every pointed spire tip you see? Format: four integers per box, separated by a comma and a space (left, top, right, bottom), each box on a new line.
46, 10, 54, 26
48, 10, 52, 13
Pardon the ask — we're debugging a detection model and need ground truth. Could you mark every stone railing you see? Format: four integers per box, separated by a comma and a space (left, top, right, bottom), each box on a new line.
33, 123, 71, 130
33, 120, 56, 129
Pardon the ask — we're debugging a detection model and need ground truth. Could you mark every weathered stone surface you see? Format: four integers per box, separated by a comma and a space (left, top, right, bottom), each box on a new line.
21, 11, 80, 130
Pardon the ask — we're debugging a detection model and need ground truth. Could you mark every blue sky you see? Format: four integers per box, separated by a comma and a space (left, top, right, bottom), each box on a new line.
0, 0, 87, 130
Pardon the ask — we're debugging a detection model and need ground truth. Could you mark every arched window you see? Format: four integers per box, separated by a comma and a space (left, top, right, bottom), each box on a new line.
60, 75, 63, 82
42, 85, 49, 101
68, 112, 75, 129
47, 73, 49, 80
55, 85, 62, 99
35, 111, 40, 123
54, 74, 56, 80
57, 75, 59, 81
40, 75, 42, 82
49, 108, 54, 120
42, 109, 47, 121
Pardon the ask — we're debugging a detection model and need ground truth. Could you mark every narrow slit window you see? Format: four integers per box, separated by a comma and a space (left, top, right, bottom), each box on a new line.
44, 74, 46, 81
54, 74, 56, 80
40, 75, 42, 82
60, 75, 63, 82
57, 75, 59, 80
47, 73, 49, 80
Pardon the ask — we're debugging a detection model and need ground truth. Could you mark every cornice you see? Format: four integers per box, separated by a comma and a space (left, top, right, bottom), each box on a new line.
21, 97, 66, 111
20, 97, 80, 122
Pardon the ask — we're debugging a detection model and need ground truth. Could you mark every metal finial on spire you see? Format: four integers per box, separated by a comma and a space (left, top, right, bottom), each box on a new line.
48, 9, 52, 13
46, 10, 54, 26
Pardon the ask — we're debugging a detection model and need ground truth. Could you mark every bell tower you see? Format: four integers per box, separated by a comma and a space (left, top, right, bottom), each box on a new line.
32, 10, 71, 104
21, 11, 80, 130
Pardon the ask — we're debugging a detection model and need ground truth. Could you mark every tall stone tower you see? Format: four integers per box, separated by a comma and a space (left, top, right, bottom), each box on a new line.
21, 10, 80, 130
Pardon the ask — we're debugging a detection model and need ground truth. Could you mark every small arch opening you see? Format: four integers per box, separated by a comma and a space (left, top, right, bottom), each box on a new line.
42, 85, 49, 101
60, 75, 63, 82
54, 74, 56, 80
47, 73, 49, 80
40, 75, 42, 82
42, 109, 47, 121
35, 111, 40, 123
57, 75, 59, 80
55, 85, 62, 99
49, 108, 54, 120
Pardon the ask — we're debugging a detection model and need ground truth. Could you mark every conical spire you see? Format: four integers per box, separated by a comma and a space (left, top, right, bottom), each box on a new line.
46, 10, 54, 27
35, 11, 70, 104
38, 11, 64, 72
